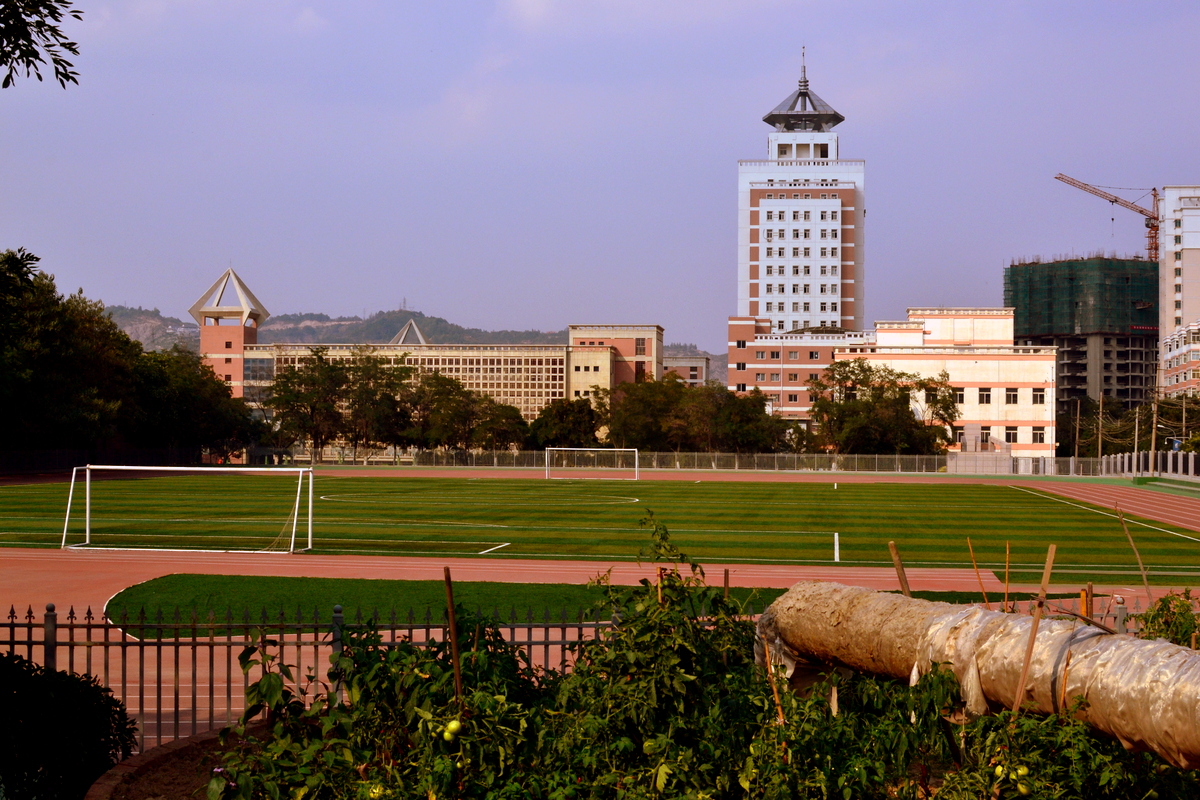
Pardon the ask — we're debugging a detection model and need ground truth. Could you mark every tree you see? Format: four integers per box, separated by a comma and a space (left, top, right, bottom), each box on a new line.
807, 358, 958, 454
0, 0, 82, 88
471, 399, 530, 450
268, 348, 348, 463
343, 349, 410, 464
124, 345, 262, 460
529, 398, 599, 448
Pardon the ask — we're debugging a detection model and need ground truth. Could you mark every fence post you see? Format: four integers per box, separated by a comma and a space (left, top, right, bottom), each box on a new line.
43, 603, 57, 671
1115, 597, 1127, 635
331, 604, 344, 702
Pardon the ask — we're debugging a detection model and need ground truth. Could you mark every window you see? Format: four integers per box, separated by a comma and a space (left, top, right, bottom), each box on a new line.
954, 388, 965, 404
820, 284, 827, 293
953, 427, 964, 444
820, 229, 828, 239
979, 388, 992, 404
1177, 300, 1183, 310
792, 284, 799, 294
792, 247, 801, 257
792, 210, 801, 221
980, 427, 991, 445
803, 265, 811, 275
770, 350, 780, 359
225, 341, 233, 349
735, 362, 746, 371
765, 303, 774, 312
803, 283, 811, 293
1176, 219, 1183, 228
820, 302, 828, 312
831, 211, 838, 221
778, 284, 785, 294
809, 351, 820, 360
803, 229, 811, 239
830, 247, 838, 257
830, 302, 838, 312
803, 211, 811, 221
756, 351, 766, 358
766, 211, 774, 221
755, 373, 766, 381
635, 337, 646, 355
224, 357, 232, 364
830, 265, 838, 275
788, 394, 798, 402
224, 374, 232, 382
766, 284, 774, 294
1177, 252, 1183, 261
793, 229, 801, 239
1032, 427, 1045, 444
792, 266, 800, 275
765, 230, 773, 240
1032, 388, 1045, 404
769, 373, 780, 381
803, 302, 810, 311
736, 340, 746, 349
766, 266, 773, 276
574, 365, 581, 371
1005, 426, 1018, 444
1005, 387, 1018, 404
789, 351, 799, 360
736, 383, 747, 392
777, 320, 785, 330
820, 265, 829, 276
803, 247, 811, 257
1176, 235, 1183, 245
924, 388, 937, 404
766, 248, 774, 257
788, 373, 798, 381
1177, 284, 1183, 294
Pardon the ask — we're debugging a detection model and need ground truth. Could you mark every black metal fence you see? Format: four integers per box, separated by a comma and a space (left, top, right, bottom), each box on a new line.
2, 603, 612, 752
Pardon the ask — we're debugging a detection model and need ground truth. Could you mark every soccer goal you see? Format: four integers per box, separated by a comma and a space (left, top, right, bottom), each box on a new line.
60, 465, 315, 553
545, 448, 639, 481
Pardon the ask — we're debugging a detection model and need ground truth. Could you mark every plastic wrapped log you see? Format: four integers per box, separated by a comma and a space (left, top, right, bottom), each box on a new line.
755, 581, 1200, 769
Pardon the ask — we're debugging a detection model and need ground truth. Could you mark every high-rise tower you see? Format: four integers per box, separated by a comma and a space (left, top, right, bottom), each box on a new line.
189, 269, 269, 399
734, 63, 865, 334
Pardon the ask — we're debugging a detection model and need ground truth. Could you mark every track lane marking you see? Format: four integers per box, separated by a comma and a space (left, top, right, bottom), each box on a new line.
1012, 486, 1200, 543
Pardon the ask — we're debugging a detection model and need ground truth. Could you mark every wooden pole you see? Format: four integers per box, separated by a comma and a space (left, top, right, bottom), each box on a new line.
1086, 581, 1094, 621
1117, 510, 1154, 606
966, 537, 991, 610
1012, 545, 1056, 715
888, 541, 912, 598
724, 568, 729, 600
443, 567, 463, 703
1004, 541, 1011, 612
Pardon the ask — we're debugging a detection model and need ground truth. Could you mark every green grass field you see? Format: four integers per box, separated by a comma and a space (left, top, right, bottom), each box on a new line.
2, 473, 1199, 584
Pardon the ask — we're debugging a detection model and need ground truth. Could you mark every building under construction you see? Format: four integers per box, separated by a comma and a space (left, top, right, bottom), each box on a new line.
1003, 256, 1158, 409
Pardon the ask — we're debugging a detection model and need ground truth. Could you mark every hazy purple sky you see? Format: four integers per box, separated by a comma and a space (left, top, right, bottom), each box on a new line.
4, 1, 1199, 350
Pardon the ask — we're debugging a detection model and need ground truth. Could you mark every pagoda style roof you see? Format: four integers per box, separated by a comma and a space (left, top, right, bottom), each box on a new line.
189, 269, 269, 326
763, 63, 844, 132
388, 319, 427, 346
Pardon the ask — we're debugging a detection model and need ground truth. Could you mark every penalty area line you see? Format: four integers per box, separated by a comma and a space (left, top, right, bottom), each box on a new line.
477, 542, 511, 555
1010, 486, 1200, 544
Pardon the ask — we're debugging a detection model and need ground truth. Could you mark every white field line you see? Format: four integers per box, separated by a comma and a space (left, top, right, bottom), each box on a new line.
1010, 486, 1200, 544
477, 543, 511, 555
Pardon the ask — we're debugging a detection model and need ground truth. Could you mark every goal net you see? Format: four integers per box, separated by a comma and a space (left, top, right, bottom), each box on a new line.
60, 465, 314, 553
545, 449, 639, 481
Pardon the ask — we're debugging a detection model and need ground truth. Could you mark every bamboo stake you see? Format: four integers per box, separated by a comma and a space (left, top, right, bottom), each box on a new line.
763, 640, 787, 725
443, 567, 463, 704
888, 541, 912, 598
966, 537, 991, 610
1086, 581, 1094, 621
724, 568, 730, 600
1117, 510, 1154, 606
1004, 541, 1011, 612
1012, 545, 1056, 716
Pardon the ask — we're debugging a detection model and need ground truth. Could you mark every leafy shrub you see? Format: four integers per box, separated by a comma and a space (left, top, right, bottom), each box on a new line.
210, 513, 1200, 799
0, 652, 137, 800
1136, 589, 1197, 646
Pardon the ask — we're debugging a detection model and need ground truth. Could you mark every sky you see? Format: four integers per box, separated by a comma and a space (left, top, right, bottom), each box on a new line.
4, 1, 1200, 351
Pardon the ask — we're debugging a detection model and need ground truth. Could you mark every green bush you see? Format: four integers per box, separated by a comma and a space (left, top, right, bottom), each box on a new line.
0, 652, 137, 800
1136, 589, 1197, 646
210, 513, 1200, 799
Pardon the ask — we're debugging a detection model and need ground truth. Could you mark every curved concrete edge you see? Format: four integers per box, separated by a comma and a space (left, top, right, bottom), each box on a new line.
85, 722, 268, 800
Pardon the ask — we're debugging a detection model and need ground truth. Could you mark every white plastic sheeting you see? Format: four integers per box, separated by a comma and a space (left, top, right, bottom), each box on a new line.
755, 581, 1200, 768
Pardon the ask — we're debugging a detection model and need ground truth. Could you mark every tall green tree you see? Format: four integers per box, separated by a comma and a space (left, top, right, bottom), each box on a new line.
343, 349, 410, 463
471, 399, 531, 450
268, 348, 348, 463
123, 345, 261, 460
0, 0, 82, 88
806, 358, 958, 454
529, 398, 600, 448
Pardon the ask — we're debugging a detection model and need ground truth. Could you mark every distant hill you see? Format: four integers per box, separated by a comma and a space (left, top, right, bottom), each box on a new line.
665, 342, 727, 384
107, 303, 726, 382
105, 306, 199, 351
258, 309, 568, 346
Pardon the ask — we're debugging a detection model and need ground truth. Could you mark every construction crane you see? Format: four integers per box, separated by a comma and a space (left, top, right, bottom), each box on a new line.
1054, 173, 1160, 262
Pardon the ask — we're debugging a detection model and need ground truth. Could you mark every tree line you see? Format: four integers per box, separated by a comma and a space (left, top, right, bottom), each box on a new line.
265, 350, 960, 457
0, 249, 257, 458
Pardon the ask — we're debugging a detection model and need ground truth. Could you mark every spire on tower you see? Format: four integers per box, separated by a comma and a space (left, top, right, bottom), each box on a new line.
763, 54, 844, 132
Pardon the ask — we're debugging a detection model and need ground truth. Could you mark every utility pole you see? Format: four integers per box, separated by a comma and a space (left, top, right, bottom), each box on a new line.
1097, 390, 1104, 459
1151, 391, 1159, 475
1134, 406, 1140, 470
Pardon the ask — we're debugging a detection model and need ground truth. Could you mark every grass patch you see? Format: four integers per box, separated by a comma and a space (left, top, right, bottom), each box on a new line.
5, 475, 1199, 585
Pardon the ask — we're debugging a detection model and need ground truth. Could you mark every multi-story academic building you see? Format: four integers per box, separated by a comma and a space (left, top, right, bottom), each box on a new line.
1161, 186, 1200, 396
190, 270, 664, 420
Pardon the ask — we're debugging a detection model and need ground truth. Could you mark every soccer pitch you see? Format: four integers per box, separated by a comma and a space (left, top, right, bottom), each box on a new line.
2, 474, 1199, 583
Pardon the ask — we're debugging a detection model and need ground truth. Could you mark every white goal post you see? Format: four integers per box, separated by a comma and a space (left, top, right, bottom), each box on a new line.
60, 465, 315, 553
544, 448, 639, 481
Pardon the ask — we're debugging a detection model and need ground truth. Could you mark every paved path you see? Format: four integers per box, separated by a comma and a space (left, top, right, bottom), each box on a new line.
3, 547, 1013, 617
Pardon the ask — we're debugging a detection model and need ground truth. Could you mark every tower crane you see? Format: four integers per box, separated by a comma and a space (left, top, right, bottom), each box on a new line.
1054, 173, 1160, 262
